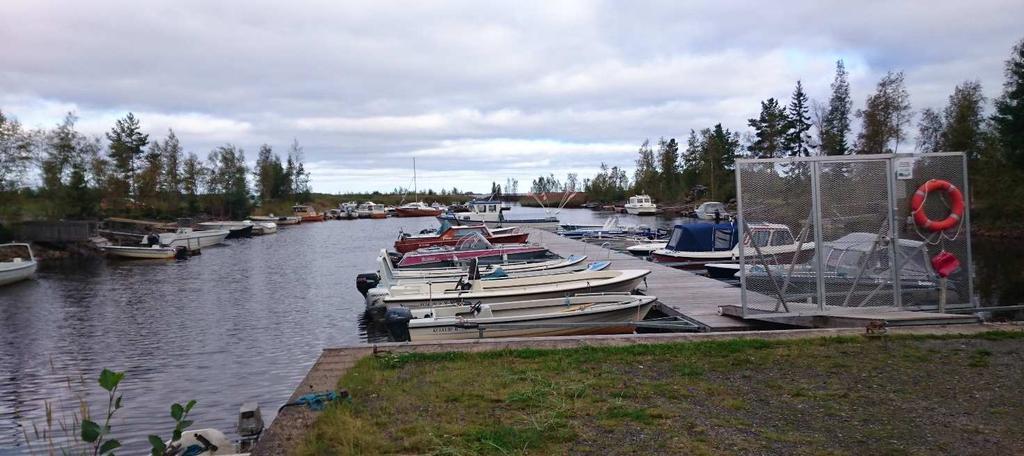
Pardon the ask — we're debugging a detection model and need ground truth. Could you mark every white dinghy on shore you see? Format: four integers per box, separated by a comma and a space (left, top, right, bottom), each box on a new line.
0, 243, 37, 287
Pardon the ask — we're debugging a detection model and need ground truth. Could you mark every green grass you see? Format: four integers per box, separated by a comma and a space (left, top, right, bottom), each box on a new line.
297, 331, 1024, 455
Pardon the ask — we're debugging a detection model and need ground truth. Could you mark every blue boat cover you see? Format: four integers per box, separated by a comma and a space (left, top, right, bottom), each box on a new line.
665, 223, 738, 252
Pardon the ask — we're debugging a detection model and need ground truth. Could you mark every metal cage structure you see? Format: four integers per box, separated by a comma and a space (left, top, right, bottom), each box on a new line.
736, 152, 974, 317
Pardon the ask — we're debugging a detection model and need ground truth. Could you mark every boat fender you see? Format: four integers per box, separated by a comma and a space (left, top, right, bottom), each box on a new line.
356, 272, 381, 296
385, 307, 413, 342
910, 179, 964, 232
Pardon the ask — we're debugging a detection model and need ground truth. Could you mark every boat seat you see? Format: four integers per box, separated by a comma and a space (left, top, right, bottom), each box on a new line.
12, 258, 23, 263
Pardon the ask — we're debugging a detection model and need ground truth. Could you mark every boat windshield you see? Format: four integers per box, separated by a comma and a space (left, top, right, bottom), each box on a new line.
454, 232, 493, 251
0, 244, 32, 262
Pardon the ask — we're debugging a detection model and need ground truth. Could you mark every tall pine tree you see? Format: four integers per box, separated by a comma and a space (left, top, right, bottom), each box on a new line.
992, 37, 1024, 168
747, 98, 789, 158
821, 60, 852, 155
783, 80, 814, 156
105, 112, 149, 202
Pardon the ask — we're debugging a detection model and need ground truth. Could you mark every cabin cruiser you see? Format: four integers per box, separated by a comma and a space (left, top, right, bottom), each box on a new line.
651, 222, 814, 269
0, 243, 37, 286
356, 202, 387, 219
365, 265, 651, 308
292, 205, 324, 222
441, 199, 560, 229
395, 201, 442, 217
743, 232, 960, 308
385, 293, 658, 341
624, 195, 658, 215
396, 233, 553, 268
694, 202, 729, 221
197, 221, 254, 238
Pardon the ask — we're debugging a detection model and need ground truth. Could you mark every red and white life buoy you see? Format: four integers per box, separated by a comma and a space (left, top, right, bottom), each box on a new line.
910, 179, 964, 232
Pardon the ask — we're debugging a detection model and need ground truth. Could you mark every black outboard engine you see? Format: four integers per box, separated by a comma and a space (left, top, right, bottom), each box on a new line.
386, 251, 403, 265
384, 307, 413, 342
173, 246, 190, 260
356, 273, 381, 297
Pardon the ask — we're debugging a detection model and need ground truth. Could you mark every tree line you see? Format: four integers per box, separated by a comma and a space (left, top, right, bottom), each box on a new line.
0, 111, 312, 221
530, 36, 1024, 220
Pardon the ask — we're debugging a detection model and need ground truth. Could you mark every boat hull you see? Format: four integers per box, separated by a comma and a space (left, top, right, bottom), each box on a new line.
103, 246, 178, 259
0, 261, 37, 286
408, 302, 655, 341
397, 246, 553, 268
394, 232, 530, 254
162, 230, 229, 251
624, 207, 657, 215
395, 207, 443, 217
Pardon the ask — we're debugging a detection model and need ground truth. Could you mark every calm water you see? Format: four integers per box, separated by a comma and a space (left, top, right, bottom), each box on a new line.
0, 206, 1020, 453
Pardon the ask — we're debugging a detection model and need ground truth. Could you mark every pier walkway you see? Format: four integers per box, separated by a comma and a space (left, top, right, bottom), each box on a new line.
525, 228, 762, 331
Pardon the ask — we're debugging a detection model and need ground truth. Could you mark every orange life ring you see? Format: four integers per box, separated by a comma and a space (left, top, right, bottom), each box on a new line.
910, 179, 964, 232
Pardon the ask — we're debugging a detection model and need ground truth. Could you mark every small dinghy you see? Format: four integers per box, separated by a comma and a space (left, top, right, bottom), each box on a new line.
384, 293, 658, 341
0, 243, 37, 287
103, 244, 185, 260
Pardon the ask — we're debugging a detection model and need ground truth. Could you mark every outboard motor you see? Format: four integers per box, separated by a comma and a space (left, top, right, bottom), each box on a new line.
356, 273, 381, 297
173, 246, 190, 260
385, 307, 413, 342
365, 288, 390, 308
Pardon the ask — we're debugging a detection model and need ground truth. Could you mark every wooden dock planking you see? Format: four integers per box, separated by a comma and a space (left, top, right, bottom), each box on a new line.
526, 228, 760, 331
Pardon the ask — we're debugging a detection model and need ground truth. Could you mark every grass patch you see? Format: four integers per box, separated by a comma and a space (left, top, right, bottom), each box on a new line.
297, 331, 1024, 455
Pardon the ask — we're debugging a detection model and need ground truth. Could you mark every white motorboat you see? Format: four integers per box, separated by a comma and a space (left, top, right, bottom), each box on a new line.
365, 267, 650, 309
357, 202, 388, 219
0, 243, 37, 287
249, 221, 278, 235
251, 214, 300, 225
158, 228, 230, 252
103, 244, 181, 260
441, 199, 560, 229
626, 242, 668, 256
385, 294, 658, 341
372, 251, 610, 289
694, 201, 729, 220
197, 221, 254, 238
651, 222, 814, 270
624, 195, 658, 215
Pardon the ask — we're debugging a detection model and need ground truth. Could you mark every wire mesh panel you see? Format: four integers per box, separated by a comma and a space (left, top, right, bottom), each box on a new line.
737, 160, 820, 314
738, 153, 974, 317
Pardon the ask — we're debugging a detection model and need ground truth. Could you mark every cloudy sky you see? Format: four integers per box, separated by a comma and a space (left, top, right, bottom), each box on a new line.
2, 1, 1022, 193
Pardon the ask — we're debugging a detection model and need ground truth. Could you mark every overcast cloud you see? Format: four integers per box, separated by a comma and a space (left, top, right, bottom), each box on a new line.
2, 0, 1022, 193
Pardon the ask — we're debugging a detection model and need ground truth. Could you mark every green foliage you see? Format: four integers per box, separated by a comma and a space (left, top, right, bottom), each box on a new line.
81, 368, 125, 455
149, 399, 198, 456
632, 139, 659, 195
856, 71, 912, 154
748, 97, 789, 159
783, 80, 814, 156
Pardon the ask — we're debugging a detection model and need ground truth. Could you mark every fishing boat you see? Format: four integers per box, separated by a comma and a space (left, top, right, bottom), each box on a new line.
578, 233, 667, 251
197, 221, 254, 239
250, 221, 278, 235
397, 233, 554, 268
624, 195, 658, 215
368, 203, 387, 219
292, 205, 325, 222
441, 199, 560, 229
557, 217, 661, 240
743, 232, 959, 307
251, 214, 301, 225
0, 243, 37, 287
365, 266, 651, 308
327, 208, 342, 220
651, 222, 814, 270
357, 251, 593, 295
158, 228, 230, 252
384, 294, 658, 341
394, 222, 529, 253
103, 244, 183, 260
694, 201, 730, 221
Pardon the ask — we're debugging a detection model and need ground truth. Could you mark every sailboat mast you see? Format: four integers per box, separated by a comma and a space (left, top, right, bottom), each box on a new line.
413, 157, 418, 201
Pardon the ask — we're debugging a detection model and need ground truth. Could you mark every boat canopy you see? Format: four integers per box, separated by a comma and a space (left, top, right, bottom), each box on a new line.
820, 233, 932, 278
666, 223, 738, 252
454, 232, 493, 251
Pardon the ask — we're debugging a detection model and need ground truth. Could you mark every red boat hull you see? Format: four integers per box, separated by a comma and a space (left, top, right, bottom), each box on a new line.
395, 207, 442, 217
394, 232, 529, 254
